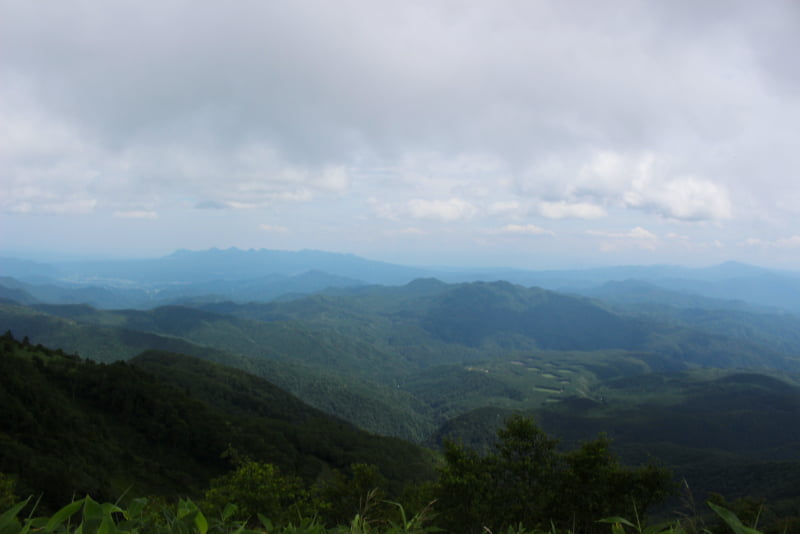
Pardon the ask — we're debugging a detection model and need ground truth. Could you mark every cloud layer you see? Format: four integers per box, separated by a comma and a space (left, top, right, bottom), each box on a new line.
1, 0, 799, 266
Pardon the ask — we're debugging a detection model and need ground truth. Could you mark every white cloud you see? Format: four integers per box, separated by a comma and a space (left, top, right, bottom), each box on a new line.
742, 235, 800, 249
113, 210, 158, 220
625, 175, 732, 222
367, 197, 400, 220
407, 198, 477, 222
393, 227, 426, 236
497, 224, 554, 237
741, 238, 765, 247
537, 201, 606, 220
259, 224, 289, 233
2, 1, 800, 265
666, 233, 690, 241
776, 236, 800, 248
487, 201, 521, 216
588, 226, 659, 251
629, 227, 657, 240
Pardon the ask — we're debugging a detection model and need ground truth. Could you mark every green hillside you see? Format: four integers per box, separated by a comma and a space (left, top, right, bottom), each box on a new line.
0, 333, 435, 512
4, 275, 800, 446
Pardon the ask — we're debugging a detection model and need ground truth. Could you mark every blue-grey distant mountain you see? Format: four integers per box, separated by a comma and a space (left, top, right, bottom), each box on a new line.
53, 247, 428, 285
4, 247, 800, 312
0, 257, 61, 282
0, 270, 366, 309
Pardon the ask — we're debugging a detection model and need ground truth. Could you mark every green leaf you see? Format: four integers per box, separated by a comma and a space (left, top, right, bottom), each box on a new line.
193, 508, 208, 534
599, 517, 638, 528
0, 497, 31, 531
82, 495, 104, 522
126, 498, 148, 520
707, 502, 762, 534
177, 498, 195, 519
257, 513, 274, 531
17, 519, 34, 534
221, 503, 238, 522
44, 498, 84, 531
97, 514, 118, 534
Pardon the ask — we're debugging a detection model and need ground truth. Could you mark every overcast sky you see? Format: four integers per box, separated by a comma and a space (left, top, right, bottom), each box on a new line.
2, 1, 799, 268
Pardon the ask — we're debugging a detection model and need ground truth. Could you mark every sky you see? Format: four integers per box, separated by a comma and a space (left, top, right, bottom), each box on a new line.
2, 1, 800, 269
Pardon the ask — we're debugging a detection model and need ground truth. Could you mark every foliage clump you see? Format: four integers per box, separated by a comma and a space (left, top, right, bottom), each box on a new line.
203, 456, 315, 526
434, 415, 673, 534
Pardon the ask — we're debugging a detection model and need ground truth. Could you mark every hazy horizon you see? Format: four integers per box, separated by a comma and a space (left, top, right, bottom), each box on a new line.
3, 245, 797, 275
3, 2, 800, 269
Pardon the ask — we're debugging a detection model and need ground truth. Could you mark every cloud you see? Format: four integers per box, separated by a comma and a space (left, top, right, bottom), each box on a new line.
588, 226, 658, 251
259, 224, 289, 233
575, 151, 732, 222
776, 236, 800, 248
537, 201, 606, 220
666, 233, 690, 241
5, 196, 98, 215
497, 224, 554, 237
624, 175, 732, 222
390, 227, 426, 236
487, 201, 521, 216
1, 1, 799, 265
195, 200, 226, 210
407, 198, 477, 222
113, 210, 158, 220
742, 235, 800, 249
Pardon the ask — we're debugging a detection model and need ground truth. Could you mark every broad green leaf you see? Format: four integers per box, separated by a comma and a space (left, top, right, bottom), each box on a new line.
707, 502, 762, 534
0, 496, 31, 530
100, 502, 125, 516
221, 503, 238, 522
97, 514, 118, 534
82, 495, 104, 522
193, 508, 208, 534
126, 498, 147, 520
257, 513, 273, 531
44, 498, 84, 531
17, 519, 34, 534
599, 517, 638, 528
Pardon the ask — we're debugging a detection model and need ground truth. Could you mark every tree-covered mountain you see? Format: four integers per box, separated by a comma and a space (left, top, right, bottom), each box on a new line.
429, 368, 800, 507
3, 276, 800, 438
4, 267, 800, 519
0, 333, 436, 512
0, 301, 436, 441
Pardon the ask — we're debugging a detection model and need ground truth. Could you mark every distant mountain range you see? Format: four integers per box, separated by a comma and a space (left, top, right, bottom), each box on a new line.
3, 248, 800, 313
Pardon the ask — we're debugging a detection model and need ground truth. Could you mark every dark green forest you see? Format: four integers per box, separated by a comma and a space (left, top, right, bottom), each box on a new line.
3, 274, 800, 532
1, 333, 673, 532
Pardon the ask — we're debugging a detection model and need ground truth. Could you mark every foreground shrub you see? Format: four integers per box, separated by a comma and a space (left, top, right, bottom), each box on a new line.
434, 415, 673, 534
203, 459, 316, 527
2, 495, 783, 533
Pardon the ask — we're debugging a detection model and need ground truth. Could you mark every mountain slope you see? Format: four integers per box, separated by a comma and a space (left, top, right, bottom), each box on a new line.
0, 301, 435, 441
0, 334, 436, 510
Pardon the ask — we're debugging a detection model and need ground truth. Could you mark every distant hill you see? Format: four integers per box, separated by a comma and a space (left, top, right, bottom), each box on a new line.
0, 270, 367, 310
48, 247, 424, 286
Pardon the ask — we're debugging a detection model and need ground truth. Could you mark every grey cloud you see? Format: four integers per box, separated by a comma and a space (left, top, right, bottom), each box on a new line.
195, 201, 227, 210
1, 0, 799, 262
